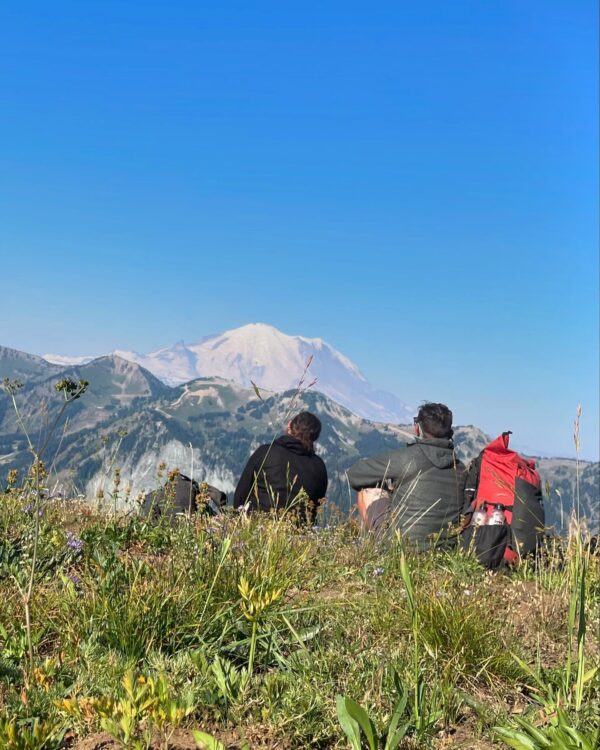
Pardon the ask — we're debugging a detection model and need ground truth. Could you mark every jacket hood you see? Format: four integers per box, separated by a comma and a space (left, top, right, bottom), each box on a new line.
274, 434, 314, 456
414, 437, 456, 469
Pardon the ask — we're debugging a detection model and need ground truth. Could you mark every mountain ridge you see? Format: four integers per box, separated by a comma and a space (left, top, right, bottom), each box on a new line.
43, 323, 413, 423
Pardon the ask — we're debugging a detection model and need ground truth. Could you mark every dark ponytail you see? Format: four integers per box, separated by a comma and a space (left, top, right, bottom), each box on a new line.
289, 411, 322, 454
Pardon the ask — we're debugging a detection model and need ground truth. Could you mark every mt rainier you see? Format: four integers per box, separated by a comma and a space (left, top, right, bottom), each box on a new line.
44, 323, 413, 424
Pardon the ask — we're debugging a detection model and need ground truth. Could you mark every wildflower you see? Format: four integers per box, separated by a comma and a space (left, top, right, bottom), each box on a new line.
463, 588, 472, 596
373, 566, 385, 577
66, 532, 83, 552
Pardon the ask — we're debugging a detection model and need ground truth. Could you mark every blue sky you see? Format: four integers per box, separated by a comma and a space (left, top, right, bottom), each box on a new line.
1, 1, 597, 459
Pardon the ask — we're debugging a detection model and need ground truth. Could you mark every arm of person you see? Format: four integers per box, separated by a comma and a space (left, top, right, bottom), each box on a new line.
233, 446, 268, 508
317, 460, 328, 503
346, 451, 401, 491
306, 460, 328, 524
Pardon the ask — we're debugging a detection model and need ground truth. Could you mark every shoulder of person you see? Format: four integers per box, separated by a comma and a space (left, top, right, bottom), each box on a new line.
252, 443, 273, 459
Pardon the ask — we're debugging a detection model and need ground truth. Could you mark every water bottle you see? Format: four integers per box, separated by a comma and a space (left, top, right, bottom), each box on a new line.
471, 503, 487, 526
487, 504, 506, 526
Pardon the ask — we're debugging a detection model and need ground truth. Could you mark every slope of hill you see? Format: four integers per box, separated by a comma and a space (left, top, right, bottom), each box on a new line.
0, 345, 61, 381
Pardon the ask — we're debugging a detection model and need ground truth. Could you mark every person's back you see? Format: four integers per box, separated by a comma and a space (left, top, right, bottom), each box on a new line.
347, 402, 466, 549
234, 411, 328, 523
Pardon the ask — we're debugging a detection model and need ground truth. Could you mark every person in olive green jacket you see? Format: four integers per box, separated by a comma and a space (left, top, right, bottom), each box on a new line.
347, 402, 466, 550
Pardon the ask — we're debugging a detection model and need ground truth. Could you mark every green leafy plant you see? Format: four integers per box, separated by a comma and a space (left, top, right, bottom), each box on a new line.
0, 717, 63, 750
143, 672, 195, 750
495, 708, 600, 750
210, 656, 248, 712
336, 669, 442, 749
192, 730, 226, 750
94, 671, 156, 749
86, 670, 195, 749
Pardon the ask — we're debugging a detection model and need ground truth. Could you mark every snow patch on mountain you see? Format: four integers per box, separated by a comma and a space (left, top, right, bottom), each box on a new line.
114, 341, 199, 386
43, 354, 97, 366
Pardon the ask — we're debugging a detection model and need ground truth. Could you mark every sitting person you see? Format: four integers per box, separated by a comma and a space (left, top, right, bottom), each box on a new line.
347, 402, 466, 549
234, 411, 328, 523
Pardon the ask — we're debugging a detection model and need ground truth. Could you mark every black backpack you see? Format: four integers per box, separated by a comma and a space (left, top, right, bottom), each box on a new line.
141, 474, 226, 520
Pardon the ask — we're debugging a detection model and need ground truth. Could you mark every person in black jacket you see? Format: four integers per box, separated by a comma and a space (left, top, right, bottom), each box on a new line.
347, 402, 466, 549
234, 411, 328, 523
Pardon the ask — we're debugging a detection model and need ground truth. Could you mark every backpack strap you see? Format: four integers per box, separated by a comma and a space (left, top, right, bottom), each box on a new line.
463, 452, 483, 515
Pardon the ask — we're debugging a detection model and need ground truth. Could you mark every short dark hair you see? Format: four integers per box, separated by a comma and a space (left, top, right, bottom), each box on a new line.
415, 402, 453, 439
289, 411, 322, 453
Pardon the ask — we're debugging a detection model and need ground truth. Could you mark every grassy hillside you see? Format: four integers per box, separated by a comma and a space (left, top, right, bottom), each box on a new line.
0, 493, 598, 749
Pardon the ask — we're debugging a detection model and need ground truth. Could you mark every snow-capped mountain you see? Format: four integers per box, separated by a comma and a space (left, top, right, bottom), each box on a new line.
44, 323, 413, 423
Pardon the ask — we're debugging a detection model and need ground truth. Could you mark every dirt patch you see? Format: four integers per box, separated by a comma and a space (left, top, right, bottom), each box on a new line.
68, 725, 289, 750
69, 729, 211, 750
436, 725, 498, 750
69, 733, 117, 750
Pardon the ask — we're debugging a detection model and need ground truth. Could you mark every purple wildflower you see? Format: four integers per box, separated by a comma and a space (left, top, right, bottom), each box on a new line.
66, 532, 83, 552
373, 567, 385, 577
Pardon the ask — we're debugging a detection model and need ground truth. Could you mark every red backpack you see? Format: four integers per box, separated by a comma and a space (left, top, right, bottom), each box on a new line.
462, 432, 545, 567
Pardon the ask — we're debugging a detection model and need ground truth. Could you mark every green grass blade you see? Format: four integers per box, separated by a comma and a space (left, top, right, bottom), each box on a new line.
343, 696, 379, 750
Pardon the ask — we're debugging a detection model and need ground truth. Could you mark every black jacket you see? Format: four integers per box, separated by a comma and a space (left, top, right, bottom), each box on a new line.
347, 438, 466, 549
234, 435, 328, 521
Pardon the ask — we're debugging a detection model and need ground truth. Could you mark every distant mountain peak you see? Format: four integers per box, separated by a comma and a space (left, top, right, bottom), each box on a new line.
39, 324, 414, 423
